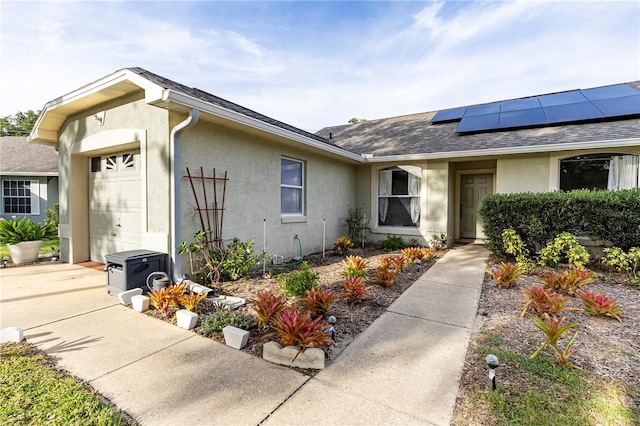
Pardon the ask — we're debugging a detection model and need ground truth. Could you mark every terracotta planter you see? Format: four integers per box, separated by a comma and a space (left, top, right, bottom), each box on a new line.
7, 240, 42, 264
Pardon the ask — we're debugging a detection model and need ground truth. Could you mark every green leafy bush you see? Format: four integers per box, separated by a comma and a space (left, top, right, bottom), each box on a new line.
379, 235, 403, 252
538, 232, 590, 269
343, 206, 370, 245
279, 261, 319, 297
479, 189, 640, 254
179, 234, 259, 283
199, 308, 256, 336
603, 246, 640, 284
0, 217, 56, 244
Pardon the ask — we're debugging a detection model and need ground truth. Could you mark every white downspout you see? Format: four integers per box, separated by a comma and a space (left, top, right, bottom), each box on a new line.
170, 109, 200, 282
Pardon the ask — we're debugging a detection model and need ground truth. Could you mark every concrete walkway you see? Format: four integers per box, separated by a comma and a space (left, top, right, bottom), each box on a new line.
0, 244, 488, 426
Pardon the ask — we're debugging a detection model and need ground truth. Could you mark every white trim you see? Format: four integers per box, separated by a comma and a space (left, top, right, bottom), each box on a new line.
364, 138, 640, 162
281, 156, 305, 216
1, 172, 58, 177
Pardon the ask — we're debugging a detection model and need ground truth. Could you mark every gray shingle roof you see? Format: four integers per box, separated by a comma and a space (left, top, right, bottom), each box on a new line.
316, 81, 640, 157
0, 136, 58, 174
126, 67, 352, 154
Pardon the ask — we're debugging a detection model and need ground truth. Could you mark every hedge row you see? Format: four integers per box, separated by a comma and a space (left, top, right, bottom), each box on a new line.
478, 189, 640, 254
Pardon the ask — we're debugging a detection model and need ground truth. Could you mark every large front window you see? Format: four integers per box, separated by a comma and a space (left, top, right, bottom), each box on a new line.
378, 166, 421, 227
281, 157, 304, 215
2, 180, 39, 214
560, 154, 639, 191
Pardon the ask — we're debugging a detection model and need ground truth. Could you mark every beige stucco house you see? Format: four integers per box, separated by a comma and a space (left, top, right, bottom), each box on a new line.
30, 68, 639, 279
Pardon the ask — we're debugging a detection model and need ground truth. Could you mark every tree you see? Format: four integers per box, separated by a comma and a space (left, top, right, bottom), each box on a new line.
348, 117, 367, 124
1, 110, 40, 136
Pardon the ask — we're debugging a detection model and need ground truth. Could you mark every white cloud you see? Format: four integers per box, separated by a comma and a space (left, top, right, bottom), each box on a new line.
0, 1, 638, 132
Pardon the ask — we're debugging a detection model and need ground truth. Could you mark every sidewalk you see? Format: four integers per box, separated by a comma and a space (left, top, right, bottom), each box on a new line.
0, 244, 488, 425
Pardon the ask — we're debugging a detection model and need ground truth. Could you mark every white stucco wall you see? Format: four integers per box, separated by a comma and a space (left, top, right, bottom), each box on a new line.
496, 153, 550, 194
179, 120, 357, 263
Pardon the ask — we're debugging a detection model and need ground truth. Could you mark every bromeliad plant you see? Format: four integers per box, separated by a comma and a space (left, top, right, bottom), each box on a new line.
486, 262, 524, 288
375, 255, 402, 286
342, 255, 369, 278
300, 288, 335, 318
539, 268, 595, 296
529, 313, 579, 367
252, 291, 286, 329
520, 285, 580, 317
576, 289, 623, 322
179, 291, 208, 312
148, 287, 179, 316
266, 306, 333, 362
340, 276, 373, 308
334, 236, 353, 255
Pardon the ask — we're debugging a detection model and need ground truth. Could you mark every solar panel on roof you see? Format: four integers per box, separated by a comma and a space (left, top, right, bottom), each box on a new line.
498, 108, 547, 129
455, 113, 500, 133
537, 90, 588, 107
543, 101, 605, 123
581, 84, 639, 101
464, 103, 500, 117
592, 94, 640, 117
430, 106, 468, 123
500, 97, 541, 112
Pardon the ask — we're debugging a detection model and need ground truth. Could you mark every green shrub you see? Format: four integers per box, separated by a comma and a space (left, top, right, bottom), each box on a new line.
199, 308, 256, 336
479, 189, 640, 254
538, 232, 590, 269
603, 246, 640, 284
223, 238, 259, 280
343, 206, 370, 245
278, 261, 319, 297
379, 235, 404, 252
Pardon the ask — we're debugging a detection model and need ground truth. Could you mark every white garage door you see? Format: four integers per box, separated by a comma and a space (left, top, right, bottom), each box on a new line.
89, 151, 142, 263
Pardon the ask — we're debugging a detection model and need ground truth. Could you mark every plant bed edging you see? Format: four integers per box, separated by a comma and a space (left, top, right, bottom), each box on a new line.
263, 341, 325, 369
176, 309, 198, 330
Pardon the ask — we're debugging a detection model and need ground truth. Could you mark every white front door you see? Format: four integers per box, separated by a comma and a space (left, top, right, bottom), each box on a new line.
89, 151, 142, 263
460, 173, 493, 240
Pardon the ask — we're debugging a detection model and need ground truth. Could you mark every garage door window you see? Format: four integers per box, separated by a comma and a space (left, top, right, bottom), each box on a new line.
90, 154, 138, 173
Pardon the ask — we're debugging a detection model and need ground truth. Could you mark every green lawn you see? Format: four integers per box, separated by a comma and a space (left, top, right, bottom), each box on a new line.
0, 342, 134, 425
470, 331, 639, 426
0, 238, 60, 260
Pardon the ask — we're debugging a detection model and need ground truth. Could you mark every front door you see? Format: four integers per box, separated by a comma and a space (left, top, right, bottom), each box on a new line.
460, 174, 493, 240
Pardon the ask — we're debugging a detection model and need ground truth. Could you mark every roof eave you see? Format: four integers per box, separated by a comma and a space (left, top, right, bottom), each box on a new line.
363, 137, 640, 162
159, 89, 365, 163
30, 69, 165, 146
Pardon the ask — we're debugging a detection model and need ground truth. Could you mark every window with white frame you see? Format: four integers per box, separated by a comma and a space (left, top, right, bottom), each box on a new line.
559, 153, 639, 191
2, 180, 40, 215
378, 165, 421, 227
281, 157, 304, 215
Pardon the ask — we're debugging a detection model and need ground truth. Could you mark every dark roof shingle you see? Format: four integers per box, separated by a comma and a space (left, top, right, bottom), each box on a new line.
316, 81, 640, 157
0, 137, 58, 174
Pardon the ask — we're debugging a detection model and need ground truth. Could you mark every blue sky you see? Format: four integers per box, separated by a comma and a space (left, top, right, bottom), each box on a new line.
1, 1, 638, 131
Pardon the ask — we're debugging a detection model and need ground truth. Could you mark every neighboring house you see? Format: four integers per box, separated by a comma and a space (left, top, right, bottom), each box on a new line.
0, 136, 59, 223
29, 68, 639, 277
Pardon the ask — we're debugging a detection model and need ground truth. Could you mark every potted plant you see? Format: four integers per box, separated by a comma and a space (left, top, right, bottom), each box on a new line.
0, 217, 56, 264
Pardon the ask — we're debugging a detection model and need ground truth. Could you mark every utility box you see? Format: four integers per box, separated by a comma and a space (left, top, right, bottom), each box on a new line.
105, 250, 168, 295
